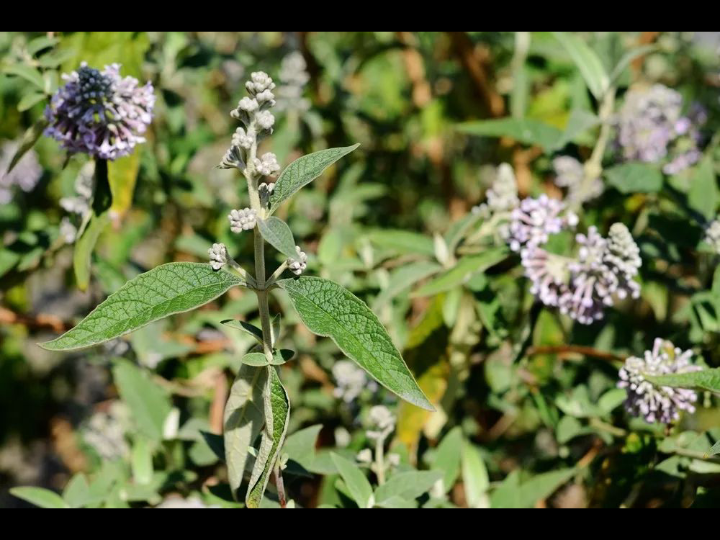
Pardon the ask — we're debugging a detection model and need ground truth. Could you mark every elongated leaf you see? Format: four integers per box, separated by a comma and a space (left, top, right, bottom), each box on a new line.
224, 364, 268, 500
462, 442, 489, 508
688, 157, 718, 221
646, 368, 720, 393
372, 261, 442, 310
246, 367, 290, 508
257, 217, 298, 260
366, 229, 436, 257
131, 436, 153, 485
200, 431, 225, 462
517, 468, 576, 508
62, 474, 91, 508
609, 44, 659, 85
553, 32, 609, 99
4, 117, 48, 175
605, 162, 663, 194
413, 248, 508, 297
73, 212, 110, 291
278, 277, 433, 410
41, 263, 244, 351
269, 144, 360, 211
17, 91, 45, 112
27, 36, 59, 55
331, 452, 374, 508
10, 487, 69, 509
433, 427, 463, 493
3, 64, 45, 89
112, 359, 172, 442
458, 118, 562, 152
283, 424, 323, 472
108, 151, 141, 220
709, 440, 720, 457
552, 109, 600, 150
374, 470, 443, 505
221, 319, 264, 344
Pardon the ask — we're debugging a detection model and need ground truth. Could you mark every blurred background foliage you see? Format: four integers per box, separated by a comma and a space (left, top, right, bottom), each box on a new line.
1, 31, 720, 509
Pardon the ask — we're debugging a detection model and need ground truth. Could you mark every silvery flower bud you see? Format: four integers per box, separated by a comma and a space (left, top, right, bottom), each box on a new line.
259, 182, 275, 207
255, 110, 275, 131
246, 71, 276, 95
237, 97, 259, 113
254, 152, 280, 177
288, 246, 307, 275
208, 243, 228, 270
231, 127, 254, 150
229, 208, 257, 232
256, 89, 276, 107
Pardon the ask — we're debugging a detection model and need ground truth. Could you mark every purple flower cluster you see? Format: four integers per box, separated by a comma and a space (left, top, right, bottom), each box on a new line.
516, 221, 641, 325
616, 84, 705, 175
44, 62, 155, 160
618, 338, 701, 424
507, 194, 578, 253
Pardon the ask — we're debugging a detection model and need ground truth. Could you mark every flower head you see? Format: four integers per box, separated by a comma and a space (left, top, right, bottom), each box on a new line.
228, 208, 257, 232
254, 152, 280, 177
366, 405, 396, 441
208, 243, 228, 270
618, 338, 701, 424
276, 52, 311, 114
332, 360, 368, 403
508, 194, 577, 252
288, 246, 307, 275
552, 156, 603, 205
44, 62, 155, 160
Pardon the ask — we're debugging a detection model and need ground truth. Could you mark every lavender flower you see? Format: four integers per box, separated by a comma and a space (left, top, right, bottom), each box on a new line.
44, 62, 155, 161
508, 194, 578, 252
552, 156, 603, 205
616, 84, 705, 175
521, 224, 641, 324
0, 141, 42, 204
618, 338, 701, 424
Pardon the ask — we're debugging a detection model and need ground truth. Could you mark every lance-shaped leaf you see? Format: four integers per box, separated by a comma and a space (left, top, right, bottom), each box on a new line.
374, 470, 443, 506
278, 276, 433, 410
224, 365, 268, 500
4, 116, 49, 176
40, 263, 244, 351
646, 368, 720, 393
257, 217, 298, 260
246, 367, 290, 508
221, 319, 264, 344
330, 452, 374, 508
269, 144, 360, 212
553, 32, 609, 100
9, 487, 69, 509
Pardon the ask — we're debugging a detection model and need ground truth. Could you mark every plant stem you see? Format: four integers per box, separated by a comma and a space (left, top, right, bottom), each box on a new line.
375, 436, 386, 485
274, 463, 287, 508
570, 87, 616, 213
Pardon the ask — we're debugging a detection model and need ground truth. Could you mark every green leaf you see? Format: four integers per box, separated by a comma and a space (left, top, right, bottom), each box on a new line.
283, 424, 323, 472
269, 144, 360, 212
278, 277, 433, 410
245, 367, 290, 508
4, 117, 49, 176
552, 109, 600, 150
433, 427, 463, 493
462, 442, 489, 508
62, 474, 91, 508
10, 487, 69, 508
458, 118, 562, 152
112, 359, 172, 442
552, 32, 609, 99
27, 36, 59, 55
3, 64, 45, 89
609, 45, 659, 85
646, 368, 720, 393
17, 91, 45, 112
241, 349, 294, 367
605, 163, 663, 194
330, 452, 374, 508
688, 157, 718, 220
374, 470, 443, 505
517, 468, 576, 508
108, 151, 141, 220
413, 248, 508, 297
257, 217, 298, 260
242, 352, 271, 367
221, 319, 263, 345
709, 440, 720, 457
131, 436, 154, 485
200, 431, 225, 462
40, 263, 244, 351
73, 212, 110, 292
372, 261, 442, 310
366, 229, 436, 257
224, 364, 268, 500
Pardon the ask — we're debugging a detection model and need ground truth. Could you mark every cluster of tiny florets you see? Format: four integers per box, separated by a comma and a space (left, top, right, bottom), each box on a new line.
254, 152, 280, 177
220, 71, 277, 172
472, 163, 519, 240
616, 84, 705, 175
275, 52, 311, 114
228, 208, 257, 233
618, 338, 701, 424
288, 246, 307, 275
366, 405, 396, 441
44, 62, 155, 160
552, 156, 603, 205
332, 360, 369, 403
508, 194, 578, 253
208, 243, 228, 270
0, 141, 42, 204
